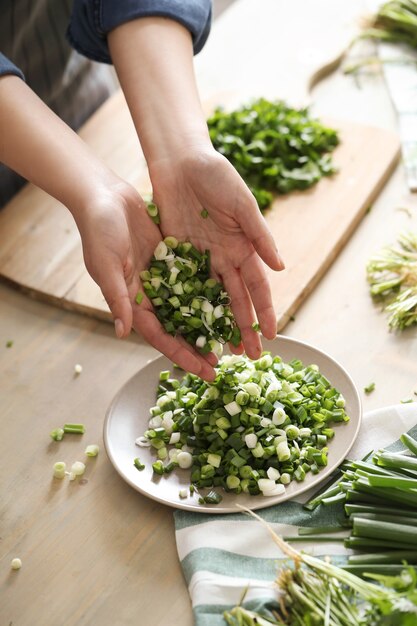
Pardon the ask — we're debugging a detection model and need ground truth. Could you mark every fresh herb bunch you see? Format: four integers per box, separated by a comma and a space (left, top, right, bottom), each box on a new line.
137, 238, 241, 356
142, 352, 349, 502
359, 0, 417, 49
224, 512, 417, 625
298, 430, 417, 575
207, 98, 339, 212
366, 231, 417, 330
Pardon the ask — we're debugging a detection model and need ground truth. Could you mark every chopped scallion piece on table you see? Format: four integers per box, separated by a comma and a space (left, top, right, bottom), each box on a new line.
85, 444, 99, 457
50, 428, 65, 441
63, 423, 85, 434
53, 461, 66, 479
364, 382, 375, 394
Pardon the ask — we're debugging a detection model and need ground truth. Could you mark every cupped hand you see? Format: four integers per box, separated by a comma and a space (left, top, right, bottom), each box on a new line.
75, 181, 216, 380
149, 147, 285, 360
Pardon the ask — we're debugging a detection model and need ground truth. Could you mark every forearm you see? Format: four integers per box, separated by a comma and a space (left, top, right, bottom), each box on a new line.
0, 75, 118, 220
108, 17, 211, 171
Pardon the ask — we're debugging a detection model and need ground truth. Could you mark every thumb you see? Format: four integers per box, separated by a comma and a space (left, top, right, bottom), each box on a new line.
99, 263, 133, 339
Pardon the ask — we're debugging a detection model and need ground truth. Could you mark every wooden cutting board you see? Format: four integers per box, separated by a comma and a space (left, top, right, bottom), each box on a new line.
0, 0, 400, 331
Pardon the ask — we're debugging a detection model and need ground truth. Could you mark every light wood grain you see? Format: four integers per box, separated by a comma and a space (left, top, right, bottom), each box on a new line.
1, 1, 417, 626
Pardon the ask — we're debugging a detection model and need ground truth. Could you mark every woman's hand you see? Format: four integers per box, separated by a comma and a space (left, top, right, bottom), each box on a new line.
75, 181, 217, 380
108, 16, 284, 361
149, 147, 284, 360
0, 75, 216, 379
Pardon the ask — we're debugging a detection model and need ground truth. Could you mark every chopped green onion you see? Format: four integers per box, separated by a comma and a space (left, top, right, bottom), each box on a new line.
364, 382, 375, 394
134, 457, 145, 471
53, 461, 66, 479
71, 461, 86, 476
208, 98, 339, 212
6, 340, 13, 348
50, 428, 65, 441
143, 239, 241, 352
200, 209, 209, 219
63, 423, 85, 434
10, 558, 22, 570
152, 460, 165, 475
145, 200, 160, 224
135, 291, 144, 305
141, 352, 349, 503
85, 444, 99, 457
199, 490, 222, 504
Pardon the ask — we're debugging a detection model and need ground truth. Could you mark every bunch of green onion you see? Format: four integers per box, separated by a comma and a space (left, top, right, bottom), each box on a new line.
344, 1, 417, 75
137, 237, 241, 356
223, 508, 417, 626
207, 98, 339, 212
287, 430, 417, 576
359, 0, 417, 49
366, 231, 417, 330
139, 352, 349, 503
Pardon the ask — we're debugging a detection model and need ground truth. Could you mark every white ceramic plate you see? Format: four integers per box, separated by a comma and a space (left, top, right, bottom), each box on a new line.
104, 335, 362, 513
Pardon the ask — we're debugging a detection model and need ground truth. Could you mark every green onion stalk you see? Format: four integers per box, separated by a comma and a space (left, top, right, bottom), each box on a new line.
366, 231, 417, 330
342, 2, 417, 75
358, 0, 417, 49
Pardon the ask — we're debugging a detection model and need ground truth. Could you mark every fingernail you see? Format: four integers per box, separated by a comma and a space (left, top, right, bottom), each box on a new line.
276, 250, 285, 270
115, 318, 124, 338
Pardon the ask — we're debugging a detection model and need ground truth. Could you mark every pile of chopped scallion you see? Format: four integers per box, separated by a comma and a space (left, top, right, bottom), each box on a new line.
207, 98, 339, 212
366, 231, 417, 330
136, 237, 241, 356
136, 352, 350, 504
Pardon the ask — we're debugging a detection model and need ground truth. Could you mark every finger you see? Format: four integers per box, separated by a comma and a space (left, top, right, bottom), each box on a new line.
99, 261, 133, 339
221, 268, 262, 360
240, 252, 278, 340
237, 192, 285, 271
133, 307, 216, 381
228, 342, 244, 355
174, 333, 218, 368
204, 351, 219, 367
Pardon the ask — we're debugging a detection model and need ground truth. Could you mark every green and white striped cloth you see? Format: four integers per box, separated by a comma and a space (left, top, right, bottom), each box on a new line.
174, 404, 417, 626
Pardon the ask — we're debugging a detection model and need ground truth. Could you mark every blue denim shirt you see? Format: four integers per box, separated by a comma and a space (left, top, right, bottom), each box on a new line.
0, 0, 212, 206
68, 0, 212, 63
0, 0, 212, 78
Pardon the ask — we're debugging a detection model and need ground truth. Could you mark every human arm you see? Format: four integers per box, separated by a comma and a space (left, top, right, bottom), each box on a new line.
0, 74, 216, 379
107, 17, 285, 361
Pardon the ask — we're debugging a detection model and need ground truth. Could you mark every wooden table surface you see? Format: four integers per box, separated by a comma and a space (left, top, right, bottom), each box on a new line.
1, 1, 417, 625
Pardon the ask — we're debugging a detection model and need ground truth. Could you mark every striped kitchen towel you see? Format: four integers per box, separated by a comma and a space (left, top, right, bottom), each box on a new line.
174, 404, 417, 626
